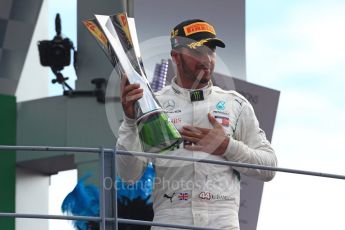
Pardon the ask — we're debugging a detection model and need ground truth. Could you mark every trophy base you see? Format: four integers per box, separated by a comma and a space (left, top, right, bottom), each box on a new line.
137, 110, 182, 153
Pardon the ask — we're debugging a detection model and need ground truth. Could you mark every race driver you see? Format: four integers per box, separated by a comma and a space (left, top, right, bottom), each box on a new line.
116, 19, 277, 230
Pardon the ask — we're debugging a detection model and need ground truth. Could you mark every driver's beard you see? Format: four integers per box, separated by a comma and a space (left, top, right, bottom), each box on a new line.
180, 55, 210, 85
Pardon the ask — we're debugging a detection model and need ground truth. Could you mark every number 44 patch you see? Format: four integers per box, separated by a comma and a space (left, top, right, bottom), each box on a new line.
199, 192, 212, 200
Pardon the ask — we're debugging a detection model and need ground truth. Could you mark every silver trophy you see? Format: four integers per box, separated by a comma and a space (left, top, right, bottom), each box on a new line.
84, 13, 181, 153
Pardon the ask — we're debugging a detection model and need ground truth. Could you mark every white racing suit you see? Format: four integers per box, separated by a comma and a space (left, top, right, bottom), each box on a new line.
116, 79, 277, 230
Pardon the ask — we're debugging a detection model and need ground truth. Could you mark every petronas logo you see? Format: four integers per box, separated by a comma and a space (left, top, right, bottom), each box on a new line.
216, 101, 225, 110
190, 90, 204, 102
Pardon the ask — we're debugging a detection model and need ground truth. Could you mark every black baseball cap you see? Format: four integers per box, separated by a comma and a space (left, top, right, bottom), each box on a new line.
170, 19, 225, 49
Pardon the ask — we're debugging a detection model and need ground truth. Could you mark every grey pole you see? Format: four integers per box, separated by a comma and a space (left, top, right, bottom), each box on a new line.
117, 218, 220, 230
0, 145, 345, 180
99, 147, 106, 230
116, 150, 345, 180
0, 213, 102, 221
127, 0, 134, 17
0, 212, 221, 230
113, 147, 118, 230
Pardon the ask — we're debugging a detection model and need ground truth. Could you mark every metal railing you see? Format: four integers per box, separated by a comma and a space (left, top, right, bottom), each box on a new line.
1, 145, 345, 230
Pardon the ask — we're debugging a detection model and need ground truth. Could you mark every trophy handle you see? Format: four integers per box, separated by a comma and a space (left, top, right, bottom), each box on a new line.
95, 15, 161, 116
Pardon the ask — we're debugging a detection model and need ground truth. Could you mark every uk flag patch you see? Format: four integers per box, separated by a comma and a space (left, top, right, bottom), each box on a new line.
215, 116, 230, 127
178, 193, 189, 201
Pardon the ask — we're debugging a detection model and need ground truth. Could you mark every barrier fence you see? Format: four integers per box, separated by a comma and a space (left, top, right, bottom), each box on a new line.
1, 145, 345, 230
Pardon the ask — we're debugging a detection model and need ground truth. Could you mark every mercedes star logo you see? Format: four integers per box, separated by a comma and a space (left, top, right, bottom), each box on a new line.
163, 99, 175, 111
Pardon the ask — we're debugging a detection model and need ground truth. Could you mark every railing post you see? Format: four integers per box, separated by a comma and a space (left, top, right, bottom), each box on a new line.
113, 147, 118, 230
99, 147, 106, 230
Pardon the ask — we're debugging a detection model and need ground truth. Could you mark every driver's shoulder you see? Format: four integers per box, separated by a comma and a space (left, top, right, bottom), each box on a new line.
212, 86, 247, 102
154, 85, 174, 98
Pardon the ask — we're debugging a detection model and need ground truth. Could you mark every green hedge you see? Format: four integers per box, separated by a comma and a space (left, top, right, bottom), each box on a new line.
0, 95, 16, 230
